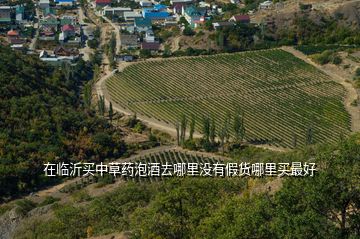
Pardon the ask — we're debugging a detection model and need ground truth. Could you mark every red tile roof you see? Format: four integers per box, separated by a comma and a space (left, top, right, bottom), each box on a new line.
232, 15, 250, 22
95, 0, 111, 4
62, 24, 75, 32
7, 30, 19, 36
141, 42, 160, 50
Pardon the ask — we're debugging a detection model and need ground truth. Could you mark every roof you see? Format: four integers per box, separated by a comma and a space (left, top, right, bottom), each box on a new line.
135, 17, 152, 27
153, 4, 167, 11
213, 22, 234, 27
124, 11, 143, 19
143, 9, 170, 19
16, 6, 25, 14
56, 0, 75, 2
184, 6, 206, 17
7, 30, 19, 36
120, 34, 138, 45
60, 18, 72, 25
62, 24, 75, 31
95, 0, 111, 4
231, 15, 250, 22
141, 42, 160, 50
0, 6, 11, 10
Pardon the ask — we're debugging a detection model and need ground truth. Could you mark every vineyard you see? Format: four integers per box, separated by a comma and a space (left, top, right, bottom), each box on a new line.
106, 49, 351, 148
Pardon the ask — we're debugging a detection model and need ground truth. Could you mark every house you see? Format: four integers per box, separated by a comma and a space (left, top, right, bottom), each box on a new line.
141, 42, 160, 51
170, 0, 193, 4
144, 29, 155, 42
183, 5, 206, 28
95, 0, 111, 8
120, 34, 138, 49
123, 11, 143, 22
15, 5, 25, 23
212, 21, 234, 30
39, 50, 77, 64
7, 29, 25, 44
142, 5, 170, 21
61, 24, 76, 38
134, 17, 152, 32
117, 54, 134, 62
55, 0, 76, 6
171, 3, 186, 15
40, 16, 59, 31
60, 15, 77, 26
230, 0, 239, 3
39, 0, 50, 9
229, 15, 250, 24
0, 6, 11, 24
102, 6, 132, 17
259, 0, 273, 10
54, 46, 79, 56
140, 0, 152, 7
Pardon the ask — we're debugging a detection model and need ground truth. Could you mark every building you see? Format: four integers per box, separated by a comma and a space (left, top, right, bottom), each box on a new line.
61, 24, 75, 37
43, 7, 55, 17
142, 5, 170, 21
102, 6, 132, 17
229, 15, 250, 24
141, 42, 160, 51
212, 21, 234, 30
259, 0, 273, 10
39, 50, 77, 64
7, 30, 25, 44
144, 29, 155, 42
170, 0, 193, 4
54, 46, 79, 56
55, 0, 76, 6
120, 34, 138, 49
15, 5, 25, 23
139, 0, 152, 7
39, 0, 50, 9
134, 17, 152, 32
123, 11, 143, 22
0, 6, 11, 24
95, 0, 111, 8
183, 5, 206, 28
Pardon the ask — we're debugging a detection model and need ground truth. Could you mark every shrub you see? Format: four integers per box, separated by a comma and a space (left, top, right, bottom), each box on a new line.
15, 199, 37, 216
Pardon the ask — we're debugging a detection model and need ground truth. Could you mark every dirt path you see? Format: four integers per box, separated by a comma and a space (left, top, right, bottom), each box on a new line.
282, 46, 360, 133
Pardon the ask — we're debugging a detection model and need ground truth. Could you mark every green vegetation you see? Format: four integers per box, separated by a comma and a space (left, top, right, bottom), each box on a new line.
0, 46, 126, 201
312, 50, 342, 65
106, 49, 350, 148
13, 135, 360, 239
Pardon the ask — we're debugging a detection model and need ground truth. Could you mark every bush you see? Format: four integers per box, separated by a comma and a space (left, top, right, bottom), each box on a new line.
96, 174, 115, 187
38, 196, 60, 207
15, 199, 37, 216
71, 189, 92, 203
183, 26, 195, 36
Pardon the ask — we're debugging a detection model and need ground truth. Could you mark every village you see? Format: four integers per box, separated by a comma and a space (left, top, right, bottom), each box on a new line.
0, 0, 284, 65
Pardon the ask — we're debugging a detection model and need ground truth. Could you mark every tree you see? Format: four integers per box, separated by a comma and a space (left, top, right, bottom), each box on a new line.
180, 114, 187, 145
175, 122, 180, 146
189, 114, 195, 140
98, 95, 106, 116
306, 126, 313, 145
108, 101, 114, 122
183, 26, 195, 36
202, 116, 210, 143
210, 117, 216, 144
233, 108, 245, 143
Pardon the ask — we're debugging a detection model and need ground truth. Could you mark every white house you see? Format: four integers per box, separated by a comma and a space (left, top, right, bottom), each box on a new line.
145, 29, 155, 43
259, 0, 273, 10
123, 11, 142, 22
140, 0, 152, 7
102, 6, 132, 17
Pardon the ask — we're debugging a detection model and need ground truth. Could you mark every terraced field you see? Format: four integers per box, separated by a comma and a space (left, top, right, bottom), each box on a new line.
106, 49, 351, 148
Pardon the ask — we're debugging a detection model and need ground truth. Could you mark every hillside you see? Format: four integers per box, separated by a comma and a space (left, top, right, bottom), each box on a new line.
5, 135, 360, 239
0, 46, 126, 201
106, 49, 350, 148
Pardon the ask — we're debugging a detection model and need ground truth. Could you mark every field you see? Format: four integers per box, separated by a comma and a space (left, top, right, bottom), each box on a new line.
106, 49, 351, 148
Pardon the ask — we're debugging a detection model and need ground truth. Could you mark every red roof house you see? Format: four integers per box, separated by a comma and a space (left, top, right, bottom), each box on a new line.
7, 30, 19, 37
229, 15, 250, 24
62, 24, 75, 32
95, 0, 111, 7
